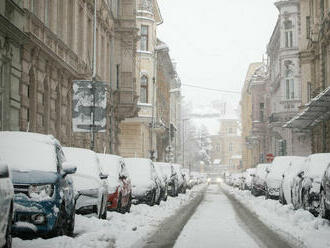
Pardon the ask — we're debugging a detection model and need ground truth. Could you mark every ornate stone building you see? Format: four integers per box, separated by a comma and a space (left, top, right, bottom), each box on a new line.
118, 0, 163, 158
267, 0, 311, 157
0, 0, 27, 131
15, 0, 137, 153
285, 0, 330, 153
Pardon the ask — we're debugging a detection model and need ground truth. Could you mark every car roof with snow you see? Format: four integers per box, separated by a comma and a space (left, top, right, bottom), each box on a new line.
305, 153, 330, 178
0, 131, 59, 172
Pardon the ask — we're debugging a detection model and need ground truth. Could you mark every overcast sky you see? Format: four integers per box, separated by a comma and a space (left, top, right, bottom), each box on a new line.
157, 0, 279, 133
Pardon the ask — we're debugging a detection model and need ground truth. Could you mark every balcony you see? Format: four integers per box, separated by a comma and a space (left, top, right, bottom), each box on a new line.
137, 0, 153, 12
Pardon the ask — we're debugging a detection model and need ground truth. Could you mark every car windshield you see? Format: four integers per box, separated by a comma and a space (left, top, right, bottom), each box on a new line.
0, 132, 57, 172
97, 154, 120, 180
124, 158, 151, 180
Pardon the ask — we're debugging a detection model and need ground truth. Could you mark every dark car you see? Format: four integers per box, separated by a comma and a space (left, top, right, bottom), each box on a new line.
97, 154, 132, 213
156, 163, 179, 197
0, 160, 14, 248
251, 163, 270, 196
320, 163, 330, 219
0, 132, 77, 237
291, 153, 330, 216
124, 158, 161, 206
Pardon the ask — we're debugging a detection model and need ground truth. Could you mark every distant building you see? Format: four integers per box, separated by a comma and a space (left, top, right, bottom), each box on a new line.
210, 118, 242, 171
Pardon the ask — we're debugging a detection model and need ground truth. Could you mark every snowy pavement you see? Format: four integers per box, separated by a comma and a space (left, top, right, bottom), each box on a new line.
174, 184, 259, 248
12, 184, 207, 248
221, 183, 330, 248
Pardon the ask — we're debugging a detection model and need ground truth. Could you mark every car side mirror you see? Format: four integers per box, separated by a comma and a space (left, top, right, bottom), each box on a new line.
0, 164, 9, 178
298, 171, 304, 178
62, 162, 77, 177
282, 174, 285, 178
100, 173, 108, 180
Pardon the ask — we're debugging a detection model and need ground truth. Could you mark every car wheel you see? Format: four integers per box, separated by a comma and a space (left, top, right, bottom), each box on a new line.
302, 190, 310, 211
125, 194, 132, 213
4, 203, 13, 248
67, 207, 75, 237
320, 190, 330, 219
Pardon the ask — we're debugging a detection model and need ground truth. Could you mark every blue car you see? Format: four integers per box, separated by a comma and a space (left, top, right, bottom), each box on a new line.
0, 132, 77, 237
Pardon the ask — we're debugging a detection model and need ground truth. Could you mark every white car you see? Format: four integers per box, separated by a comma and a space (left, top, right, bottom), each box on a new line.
266, 156, 305, 199
155, 162, 178, 197
0, 160, 14, 248
124, 158, 161, 206
173, 164, 187, 193
279, 157, 306, 205
63, 147, 108, 219
153, 163, 168, 201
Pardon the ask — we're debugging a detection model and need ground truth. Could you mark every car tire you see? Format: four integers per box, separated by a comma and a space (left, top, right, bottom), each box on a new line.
125, 194, 132, 213
302, 190, 310, 211
67, 207, 75, 237
320, 190, 330, 219
4, 203, 13, 248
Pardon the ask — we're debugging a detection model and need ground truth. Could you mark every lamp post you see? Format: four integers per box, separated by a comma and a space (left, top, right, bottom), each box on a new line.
182, 118, 190, 170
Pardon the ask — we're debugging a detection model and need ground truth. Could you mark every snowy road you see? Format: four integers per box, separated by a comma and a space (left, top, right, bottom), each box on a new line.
174, 184, 295, 248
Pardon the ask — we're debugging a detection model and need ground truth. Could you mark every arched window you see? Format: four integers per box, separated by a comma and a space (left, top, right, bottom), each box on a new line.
284, 20, 293, 48
140, 75, 148, 103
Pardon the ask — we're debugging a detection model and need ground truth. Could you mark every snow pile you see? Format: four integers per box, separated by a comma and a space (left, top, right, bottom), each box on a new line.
222, 183, 330, 248
13, 184, 207, 248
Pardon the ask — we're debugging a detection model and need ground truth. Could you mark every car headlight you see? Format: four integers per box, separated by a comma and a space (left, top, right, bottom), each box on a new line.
28, 184, 54, 199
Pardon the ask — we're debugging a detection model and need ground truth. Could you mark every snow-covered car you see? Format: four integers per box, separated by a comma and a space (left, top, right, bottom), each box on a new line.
155, 162, 178, 197
291, 153, 330, 216
240, 168, 256, 190
251, 163, 271, 196
190, 171, 201, 187
0, 159, 14, 248
97, 154, 132, 213
63, 147, 108, 219
154, 163, 168, 201
173, 164, 187, 193
279, 157, 306, 205
182, 169, 193, 189
232, 173, 242, 188
320, 163, 330, 219
124, 158, 161, 205
265, 156, 304, 199
0, 132, 77, 237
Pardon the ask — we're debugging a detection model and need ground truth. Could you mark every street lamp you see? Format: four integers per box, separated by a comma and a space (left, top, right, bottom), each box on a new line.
182, 118, 190, 170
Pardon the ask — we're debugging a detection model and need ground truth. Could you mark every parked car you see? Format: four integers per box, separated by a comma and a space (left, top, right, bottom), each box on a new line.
251, 163, 271, 196
0, 132, 77, 237
279, 157, 305, 205
154, 164, 168, 201
320, 163, 330, 219
265, 156, 304, 199
124, 158, 161, 206
63, 147, 108, 219
190, 171, 201, 187
240, 168, 256, 190
173, 164, 187, 193
291, 153, 330, 216
156, 163, 178, 196
232, 173, 242, 188
0, 159, 14, 248
97, 154, 132, 213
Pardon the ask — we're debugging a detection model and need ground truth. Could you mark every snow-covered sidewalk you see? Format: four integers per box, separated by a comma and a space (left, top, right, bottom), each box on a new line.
13, 184, 206, 248
221, 183, 330, 248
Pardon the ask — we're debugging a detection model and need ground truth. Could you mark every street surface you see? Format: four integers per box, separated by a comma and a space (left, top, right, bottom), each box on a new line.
174, 184, 295, 248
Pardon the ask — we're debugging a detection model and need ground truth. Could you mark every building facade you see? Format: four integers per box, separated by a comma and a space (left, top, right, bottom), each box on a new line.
3, 0, 138, 154
0, 0, 27, 132
118, 0, 162, 158
210, 118, 242, 171
241, 62, 264, 169
285, 0, 330, 153
267, 0, 311, 157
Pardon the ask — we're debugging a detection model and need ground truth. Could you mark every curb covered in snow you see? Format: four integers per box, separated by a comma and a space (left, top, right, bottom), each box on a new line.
221, 183, 330, 248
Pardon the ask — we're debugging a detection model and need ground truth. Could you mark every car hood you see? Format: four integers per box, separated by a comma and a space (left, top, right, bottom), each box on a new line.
70, 173, 101, 192
131, 180, 154, 195
266, 177, 281, 189
11, 170, 59, 185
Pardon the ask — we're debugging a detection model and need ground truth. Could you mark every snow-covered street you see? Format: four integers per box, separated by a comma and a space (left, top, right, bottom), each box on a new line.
12, 184, 206, 248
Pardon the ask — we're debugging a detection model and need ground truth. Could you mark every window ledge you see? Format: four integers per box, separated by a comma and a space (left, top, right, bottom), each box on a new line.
137, 50, 153, 55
